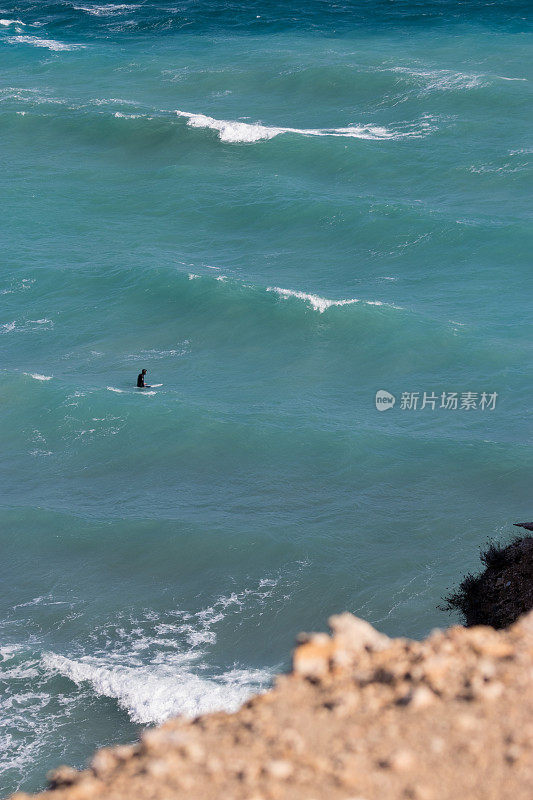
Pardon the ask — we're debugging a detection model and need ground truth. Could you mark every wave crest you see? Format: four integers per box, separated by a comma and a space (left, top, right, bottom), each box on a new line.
175, 110, 429, 144
6, 35, 85, 51
43, 653, 268, 724
267, 287, 359, 313
266, 286, 402, 313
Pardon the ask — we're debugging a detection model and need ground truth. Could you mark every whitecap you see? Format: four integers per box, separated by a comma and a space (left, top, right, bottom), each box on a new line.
0, 18, 24, 25
24, 373, 52, 381
114, 111, 142, 119
0, 644, 24, 660
41, 579, 283, 723
266, 286, 403, 313
43, 652, 269, 724
267, 287, 360, 314
72, 4, 137, 16
391, 66, 486, 93
6, 35, 85, 51
175, 109, 425, 144
106, 386, 124, 393
127, 348, 186, 360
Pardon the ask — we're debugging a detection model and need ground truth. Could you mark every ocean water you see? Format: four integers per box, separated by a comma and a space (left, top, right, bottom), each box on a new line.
1, 0, 532, 794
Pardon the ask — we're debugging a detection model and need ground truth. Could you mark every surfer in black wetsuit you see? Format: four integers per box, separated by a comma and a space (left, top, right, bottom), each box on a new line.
137, 368, 147, 388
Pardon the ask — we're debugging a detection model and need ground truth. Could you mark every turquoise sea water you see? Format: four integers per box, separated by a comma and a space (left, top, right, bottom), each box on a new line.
1, 1, 532, 794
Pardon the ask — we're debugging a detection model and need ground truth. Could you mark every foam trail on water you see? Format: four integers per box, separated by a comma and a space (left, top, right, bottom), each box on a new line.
72, 4, 137, 15
390, 66, 487, 93
175, 110, 427, 143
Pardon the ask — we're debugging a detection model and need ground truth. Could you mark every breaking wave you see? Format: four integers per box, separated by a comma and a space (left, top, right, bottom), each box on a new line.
71, 4, 138, 15
175, 109, 432, 143
6, 35, 85, 51
43, 653, 269, 724
42, 580, 282, 724
24, 373, 53, 381
266, 286, 403, 312
266, 287, 360, 313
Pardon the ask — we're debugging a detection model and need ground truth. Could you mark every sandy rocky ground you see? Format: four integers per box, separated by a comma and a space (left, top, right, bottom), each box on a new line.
12, 538, 533, 800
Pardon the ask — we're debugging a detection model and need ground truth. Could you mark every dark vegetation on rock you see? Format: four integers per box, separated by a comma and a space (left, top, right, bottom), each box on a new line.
439, 535, 533, 629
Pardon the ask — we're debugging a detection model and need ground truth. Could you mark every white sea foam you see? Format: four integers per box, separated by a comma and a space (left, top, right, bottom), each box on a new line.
13, 594, 68, 609
0, 18, 24, 25
106, 386, 124, 393
24, 373, 52, 381
0, 573, 299, 783
0, 646, 85, 789
127, 346, 188, 360
114, 111, 142, 119
267, 287, 360, 313
391, 66, 486, 93
91, 97, 138, 105
43, 653, 269, 724
72, 4, 137, 15
266, 286, 403, 313
42, 580, 282, 724
175, 109, 424, 144
2, 321, 16, 332
6, 35, 85, 51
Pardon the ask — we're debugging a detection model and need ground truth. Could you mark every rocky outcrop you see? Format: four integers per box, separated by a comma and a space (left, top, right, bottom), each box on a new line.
440, 535, 533, 628
12, 609, 533, 800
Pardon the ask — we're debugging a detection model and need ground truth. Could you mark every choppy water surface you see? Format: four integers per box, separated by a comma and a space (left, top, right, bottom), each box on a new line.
1, 1, 532, 794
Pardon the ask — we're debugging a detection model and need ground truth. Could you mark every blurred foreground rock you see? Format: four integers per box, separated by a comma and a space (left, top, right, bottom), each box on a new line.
12, 609, 533, 800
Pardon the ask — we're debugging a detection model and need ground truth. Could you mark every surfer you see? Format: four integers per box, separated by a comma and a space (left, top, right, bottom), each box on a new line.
137, 368, 148, 388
